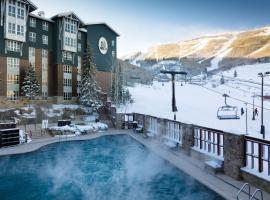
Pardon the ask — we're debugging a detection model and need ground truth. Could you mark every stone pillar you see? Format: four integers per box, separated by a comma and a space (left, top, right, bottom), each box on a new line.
157, 118, 166, 136
115, 113, 124, 129
181, 124, 194, 152
143, 115, 148, 135
223, 132, 245, 180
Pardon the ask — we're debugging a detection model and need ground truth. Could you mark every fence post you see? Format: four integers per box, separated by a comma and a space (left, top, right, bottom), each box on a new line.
115, 113, 124, 129
143, 115, 148, 135
223, 132, 245, 180
181, 124, 194, 154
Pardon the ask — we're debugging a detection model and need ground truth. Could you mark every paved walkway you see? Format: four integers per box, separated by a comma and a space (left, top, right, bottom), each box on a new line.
0, 129, 269, 200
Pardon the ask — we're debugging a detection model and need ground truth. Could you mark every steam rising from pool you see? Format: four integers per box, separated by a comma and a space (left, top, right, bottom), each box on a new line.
0, 135, 223, 200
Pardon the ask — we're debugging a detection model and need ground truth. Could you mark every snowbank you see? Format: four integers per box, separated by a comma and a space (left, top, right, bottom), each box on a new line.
49, 122, 108, 136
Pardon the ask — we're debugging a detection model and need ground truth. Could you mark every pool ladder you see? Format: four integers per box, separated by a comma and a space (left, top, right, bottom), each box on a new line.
237, 183, 264, 200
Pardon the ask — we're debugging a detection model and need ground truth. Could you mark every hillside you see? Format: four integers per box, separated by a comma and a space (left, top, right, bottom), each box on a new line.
119, 63, 270, 140
122, 26, 270, 76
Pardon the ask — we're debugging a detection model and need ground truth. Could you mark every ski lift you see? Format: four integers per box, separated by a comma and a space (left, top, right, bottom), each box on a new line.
217, 94, 240, 120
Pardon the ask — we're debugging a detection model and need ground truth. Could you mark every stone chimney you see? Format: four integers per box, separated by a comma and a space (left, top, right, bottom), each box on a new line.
38, 11, 45, 17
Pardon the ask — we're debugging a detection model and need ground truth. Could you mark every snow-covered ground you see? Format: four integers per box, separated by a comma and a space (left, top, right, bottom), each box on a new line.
121, 63, 270, 140
49, 122, 108, 136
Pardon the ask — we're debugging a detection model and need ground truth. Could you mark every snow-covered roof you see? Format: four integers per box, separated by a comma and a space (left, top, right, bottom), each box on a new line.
50, 11, 85, 26
24, 0, 38, 12
29, 13, 54, 23
85, 22, 120, 36
78, 28, 87, 33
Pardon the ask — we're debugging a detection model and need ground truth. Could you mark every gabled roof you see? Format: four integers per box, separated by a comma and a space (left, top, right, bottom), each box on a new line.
50, 11, 85, 26
29, 13, 54, 23
23, 0, 38, 12
85, 23, 120, 37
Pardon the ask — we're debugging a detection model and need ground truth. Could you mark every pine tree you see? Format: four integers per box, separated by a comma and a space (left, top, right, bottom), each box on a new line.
79, 45, 101, 112
234, 69, 237, 78
21, 64, 40, 100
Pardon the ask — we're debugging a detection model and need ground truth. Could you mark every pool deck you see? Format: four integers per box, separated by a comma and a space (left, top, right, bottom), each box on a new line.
0, 129, 269, 200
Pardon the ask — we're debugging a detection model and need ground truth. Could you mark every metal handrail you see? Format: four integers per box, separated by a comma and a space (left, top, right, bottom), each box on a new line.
237, 183, 251, 200
250, 189, 263, 200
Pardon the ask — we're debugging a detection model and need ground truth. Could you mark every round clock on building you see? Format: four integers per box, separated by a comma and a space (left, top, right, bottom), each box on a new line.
99, 37, 108, 55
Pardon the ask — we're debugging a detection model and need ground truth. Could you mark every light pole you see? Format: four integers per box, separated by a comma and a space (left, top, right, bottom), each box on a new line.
258, 71, 270, 139
245, 102, 248, 135
160, 70, 187, 121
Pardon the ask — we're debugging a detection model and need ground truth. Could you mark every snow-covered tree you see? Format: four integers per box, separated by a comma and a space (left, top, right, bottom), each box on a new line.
234, 69, 237, 78
111, 61, 131, 105
21, 64, 40, 100
79, 45, 102, 112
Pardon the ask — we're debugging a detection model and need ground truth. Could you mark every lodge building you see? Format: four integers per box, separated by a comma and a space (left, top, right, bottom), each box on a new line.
0, 0, 119, 102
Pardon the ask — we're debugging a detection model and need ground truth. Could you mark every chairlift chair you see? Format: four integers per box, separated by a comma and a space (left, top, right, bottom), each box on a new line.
217, 94, 240, 120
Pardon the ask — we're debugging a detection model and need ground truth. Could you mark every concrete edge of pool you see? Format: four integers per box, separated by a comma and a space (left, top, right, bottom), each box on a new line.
0, 129, 269, 200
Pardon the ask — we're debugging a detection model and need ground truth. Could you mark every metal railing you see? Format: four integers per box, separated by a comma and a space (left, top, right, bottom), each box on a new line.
237, 183, 251, 200
193, 126, 224, 158
245, 136, 270, 176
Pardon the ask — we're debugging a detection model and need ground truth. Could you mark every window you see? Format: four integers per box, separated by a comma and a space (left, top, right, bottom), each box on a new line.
30, 18, 36, 28
65, 18, 77, 34
42, 22, 48, 31
42, 49, 48, 58
78, 32, 81, 40
29, 47, 35, 67
63, 92, 72, 100
42, 35, 48, 45
42, 92, 48, 100
29, 32, 36, 42
17, 7, 25, 19
29, 47, 35, 57
63, 65, 72, 73
64, 79, 72, 87
63, 51, 72, 61
64, 37, 76, 48
78, 43, 81, 52
7, 57, 19, 100
8, 23, 15, 34
112, 40, 115, 47
7, 40, 21, 52
17, 25, 24, 36
112, 50, 115, 58
8, 0, 16, 17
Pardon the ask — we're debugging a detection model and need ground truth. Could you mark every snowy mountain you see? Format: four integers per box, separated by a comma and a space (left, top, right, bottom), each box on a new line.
122, 26, 270, 76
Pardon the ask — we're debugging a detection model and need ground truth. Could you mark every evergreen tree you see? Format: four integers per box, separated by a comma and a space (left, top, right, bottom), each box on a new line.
220, 75, 225, 85
21, 64, 40, 100
234, 69, 237, 78
79, 45, 101, 112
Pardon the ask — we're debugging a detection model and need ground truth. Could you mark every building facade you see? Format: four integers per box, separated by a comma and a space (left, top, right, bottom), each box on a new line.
0, 0, 119, 102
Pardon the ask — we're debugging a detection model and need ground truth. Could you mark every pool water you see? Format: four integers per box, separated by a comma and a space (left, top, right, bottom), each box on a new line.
0, 135, 224, 200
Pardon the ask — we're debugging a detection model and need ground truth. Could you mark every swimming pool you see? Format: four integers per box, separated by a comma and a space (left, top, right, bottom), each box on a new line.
0, 135, 224, 200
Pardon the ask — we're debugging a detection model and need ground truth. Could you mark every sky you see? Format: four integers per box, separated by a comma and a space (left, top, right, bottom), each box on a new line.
32, 0, 270, 57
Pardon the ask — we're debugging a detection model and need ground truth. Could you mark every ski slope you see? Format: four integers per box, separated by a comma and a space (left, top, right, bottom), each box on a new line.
120, 63, 270, 140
